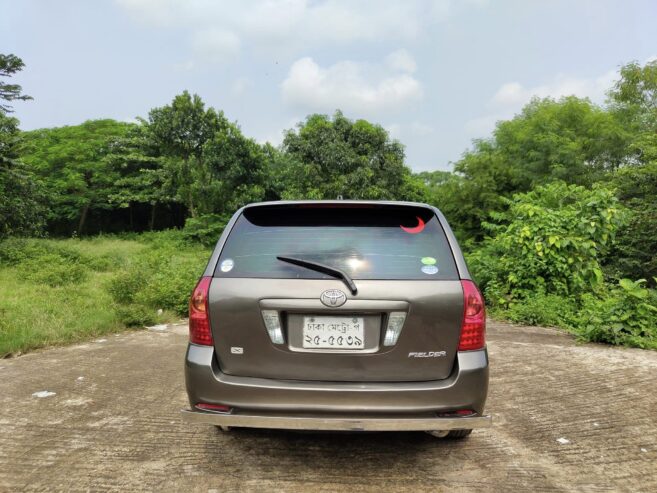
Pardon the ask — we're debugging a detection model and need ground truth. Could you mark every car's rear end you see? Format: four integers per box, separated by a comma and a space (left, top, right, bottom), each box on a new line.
182, 201, 490, 436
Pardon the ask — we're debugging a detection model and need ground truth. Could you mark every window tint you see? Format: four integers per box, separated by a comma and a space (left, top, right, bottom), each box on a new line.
215, 205, 458, 280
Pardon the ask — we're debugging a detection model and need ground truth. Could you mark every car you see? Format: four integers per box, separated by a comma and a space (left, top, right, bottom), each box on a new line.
182, 200, 491, 438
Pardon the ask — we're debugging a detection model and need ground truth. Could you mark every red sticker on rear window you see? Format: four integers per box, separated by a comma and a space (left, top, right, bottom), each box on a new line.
400, 216, 425, 234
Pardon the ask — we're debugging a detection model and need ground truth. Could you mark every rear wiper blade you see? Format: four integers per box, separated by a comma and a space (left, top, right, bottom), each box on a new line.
276, 256, 358, 295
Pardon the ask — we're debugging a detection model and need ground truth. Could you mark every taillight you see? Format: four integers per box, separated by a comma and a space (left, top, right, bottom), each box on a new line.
458, 280, 486, 351
189, 276, 213, 346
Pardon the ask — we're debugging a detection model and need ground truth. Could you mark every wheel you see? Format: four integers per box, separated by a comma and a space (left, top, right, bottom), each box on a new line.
445, 429, 472, 439
426, 429, 472, 439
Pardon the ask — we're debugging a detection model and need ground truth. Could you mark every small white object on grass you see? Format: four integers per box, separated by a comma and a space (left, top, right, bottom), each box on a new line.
76, 376, 84, 381
32, 391, 56, 398
146, 324, 168, 331
641, 448, 648, 453
157, 309, 163, 315
556, 437, 571, 445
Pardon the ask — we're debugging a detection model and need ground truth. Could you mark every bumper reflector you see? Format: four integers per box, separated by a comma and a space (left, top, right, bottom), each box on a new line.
383, 311, 407, 346
261, 310, 284, 344
437, 409, 475, 418
195, 403, 232, 413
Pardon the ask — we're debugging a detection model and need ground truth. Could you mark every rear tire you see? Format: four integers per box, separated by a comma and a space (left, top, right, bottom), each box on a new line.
426, 429, 472, 439
445, 429, 472, 439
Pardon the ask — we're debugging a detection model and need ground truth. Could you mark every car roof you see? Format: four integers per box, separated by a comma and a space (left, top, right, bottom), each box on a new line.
242, 200, 435, 210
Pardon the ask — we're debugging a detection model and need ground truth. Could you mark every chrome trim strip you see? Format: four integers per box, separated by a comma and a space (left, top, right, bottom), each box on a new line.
181, 409, 492, 431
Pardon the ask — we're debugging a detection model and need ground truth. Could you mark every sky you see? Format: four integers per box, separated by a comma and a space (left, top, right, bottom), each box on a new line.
2, 0, 656, 171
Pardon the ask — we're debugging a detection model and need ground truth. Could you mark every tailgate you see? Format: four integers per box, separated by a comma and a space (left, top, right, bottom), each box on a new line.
208, 278, 463, 382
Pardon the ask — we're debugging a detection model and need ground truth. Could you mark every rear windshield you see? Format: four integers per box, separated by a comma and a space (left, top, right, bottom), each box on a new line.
214, 205, 459, 280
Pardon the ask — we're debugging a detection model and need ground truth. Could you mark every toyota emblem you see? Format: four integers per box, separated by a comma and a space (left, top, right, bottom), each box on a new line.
320, 289, 347, 307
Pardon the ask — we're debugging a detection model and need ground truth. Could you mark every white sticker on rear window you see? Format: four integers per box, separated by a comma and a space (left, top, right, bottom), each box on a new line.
220, 259, 234, 272
421, 265, 439, 275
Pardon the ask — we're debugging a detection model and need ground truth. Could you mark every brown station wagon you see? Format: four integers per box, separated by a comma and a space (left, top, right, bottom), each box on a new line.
182, 200, 491, 438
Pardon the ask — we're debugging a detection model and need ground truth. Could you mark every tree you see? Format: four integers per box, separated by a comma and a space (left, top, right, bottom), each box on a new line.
603, 61, 657, 284
0, 53, 43, 239
104, 125, 174, 230
142, 91, 228, 217
278, 111, 424, 201
21, 120, 133, 234
0, 54, 33, 113
0, 112, 45, 238
440, 96, 629, 240
200, 123, 267, 213
608, 60, 657, 165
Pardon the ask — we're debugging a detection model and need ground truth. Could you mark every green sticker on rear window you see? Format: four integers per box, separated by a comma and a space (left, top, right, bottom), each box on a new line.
421, 257, 436, 265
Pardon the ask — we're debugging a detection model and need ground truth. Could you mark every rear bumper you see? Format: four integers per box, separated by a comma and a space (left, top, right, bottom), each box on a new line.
184, 344, 489, 427
181, 408, 491, 431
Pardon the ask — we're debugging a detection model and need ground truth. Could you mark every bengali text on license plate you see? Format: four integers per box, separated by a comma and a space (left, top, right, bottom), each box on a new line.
302, 316, 365, 349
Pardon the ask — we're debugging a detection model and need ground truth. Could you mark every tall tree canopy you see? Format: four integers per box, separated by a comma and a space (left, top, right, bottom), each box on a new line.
277, 111, 425, 201
142, 91, 268, 217
21, 120, 133, 234
431, 96, 629, 240
0, 53, 42, 239
0, 54, 33, 113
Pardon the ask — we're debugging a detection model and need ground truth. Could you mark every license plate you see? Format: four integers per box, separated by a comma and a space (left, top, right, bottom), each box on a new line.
302, 316, 365, 349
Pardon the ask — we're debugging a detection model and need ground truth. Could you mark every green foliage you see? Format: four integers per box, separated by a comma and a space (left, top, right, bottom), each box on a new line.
575, 279, 657, 349
0, 236, 149, 356
437, 97, 629, 240
604, 162, 657, 285
16, 253, 88, 287
141, 91, 268, 218
182, 213, 229, 246
0, 237, 83, 266
0, 53, 33, 113
1, 112, 45, 239
0, 234, 208, 355
4, 60, 657, 353
277, 111, 424, 201
21, 119, 134, 234
104, 124, 175, 230
107, 236, 209, 324
474, 182, 624, 303
499, 293, 578, 328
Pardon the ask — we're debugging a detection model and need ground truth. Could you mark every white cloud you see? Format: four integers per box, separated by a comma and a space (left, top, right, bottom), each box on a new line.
386, 121, 434, 140
192, 28, 241, 62
410, 122, 434, 136
489, 70, 617, 110
386, 49, 417, 73
386, 123, 402, 139
465, 67, 620, 138
281, 54, 423, 114
115, 0, 484, 58
255, 116, 302, 147
231, 77, 253, 96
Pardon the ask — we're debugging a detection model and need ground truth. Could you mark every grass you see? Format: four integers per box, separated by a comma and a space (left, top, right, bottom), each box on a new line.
0, 233, 210, 357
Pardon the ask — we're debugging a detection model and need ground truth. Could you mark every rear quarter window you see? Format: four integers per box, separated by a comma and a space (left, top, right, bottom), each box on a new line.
214, 205, 459, 280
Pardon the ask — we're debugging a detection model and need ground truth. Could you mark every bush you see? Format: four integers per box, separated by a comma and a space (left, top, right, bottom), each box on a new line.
467, 182, 657, 349
574, 279, 657, 349
113, 304, 158, 327
0, 238, 83, 266
484, 183, 624, 302
182, 213, 230, 247
16, 253, 88, 287
502, 293, 578, 328
475, 182, 625, 305
107, 240, 210, 321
